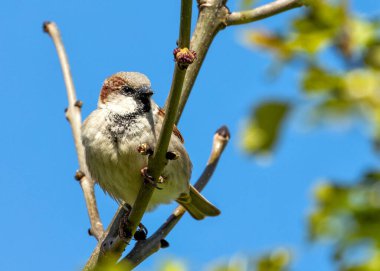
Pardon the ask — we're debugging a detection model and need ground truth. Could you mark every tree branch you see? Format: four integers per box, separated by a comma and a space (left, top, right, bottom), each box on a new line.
43, 21, 104, 241
83, 1, 194, 268
121, 0, 193, 251
226, 0, 305, 26
179, 0, 193, 48
83, 204, 130, 270
118, 126, 230, 270
45, 0, 307, 269
174, 0, 230, 123
175, 0, 305, 123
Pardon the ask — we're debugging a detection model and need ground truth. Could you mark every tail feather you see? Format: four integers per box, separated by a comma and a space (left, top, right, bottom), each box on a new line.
176, 185, 220, 220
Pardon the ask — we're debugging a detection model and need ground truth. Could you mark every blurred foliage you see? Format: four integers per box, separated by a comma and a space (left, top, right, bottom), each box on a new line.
96, 1, 380, 270
310, 171, 380, 271
254, 249, 291, 271
241, 0, 380, 270
242, 101, 290, 155
93, 250, 291, 271
242, 0, 380, 153
157, 249, 291, 271
160, 260, 188, 271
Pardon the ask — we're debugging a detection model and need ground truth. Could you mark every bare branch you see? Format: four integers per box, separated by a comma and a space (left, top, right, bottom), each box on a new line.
179, 0, 193, 48
46, 0, 305, 268
83, 1, 194, 268
175, 0, 306, 123
43, 22, 104, 240
122, 0, 194, 248
226, 0, 305, 26
83, 205, 130, 271
174, 0, 230, 123
118, 126, 231, 270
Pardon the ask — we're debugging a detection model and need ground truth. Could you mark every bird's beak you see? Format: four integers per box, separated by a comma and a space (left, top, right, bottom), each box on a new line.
139, 87, 154, 97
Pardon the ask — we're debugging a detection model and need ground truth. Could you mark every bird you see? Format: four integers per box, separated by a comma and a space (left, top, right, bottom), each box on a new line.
81, 71, 220, 220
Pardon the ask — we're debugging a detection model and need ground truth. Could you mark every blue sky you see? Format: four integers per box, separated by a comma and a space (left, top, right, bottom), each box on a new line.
1, 0, 379, 270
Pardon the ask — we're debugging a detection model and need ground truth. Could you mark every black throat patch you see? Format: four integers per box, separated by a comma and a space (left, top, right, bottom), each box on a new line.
105, 99, 152, 146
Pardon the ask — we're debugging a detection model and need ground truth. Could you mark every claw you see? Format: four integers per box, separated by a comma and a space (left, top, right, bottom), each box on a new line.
140, 167, 163, 190
160, 239, 170, 248
166, 151, 179, 160
134, 223, 148, 241
137, 143, 154, 156
118, 211, 132, 243
158, 175, 167, 184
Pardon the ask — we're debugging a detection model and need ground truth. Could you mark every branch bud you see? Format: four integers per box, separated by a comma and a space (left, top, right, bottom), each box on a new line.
74, 170, 85, 181
173, 47, 197, 69
42, 21, 52, 34
74, 100, 83, 108
216, 125, 230, 140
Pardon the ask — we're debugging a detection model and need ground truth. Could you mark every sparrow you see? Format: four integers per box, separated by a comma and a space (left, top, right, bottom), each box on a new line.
82, 72, 220, 220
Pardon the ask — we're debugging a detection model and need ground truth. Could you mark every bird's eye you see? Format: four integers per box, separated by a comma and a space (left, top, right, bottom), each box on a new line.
122, 86, 134, 95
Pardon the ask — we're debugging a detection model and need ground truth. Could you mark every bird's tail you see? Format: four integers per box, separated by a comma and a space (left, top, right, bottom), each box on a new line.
176, 185, 220, 220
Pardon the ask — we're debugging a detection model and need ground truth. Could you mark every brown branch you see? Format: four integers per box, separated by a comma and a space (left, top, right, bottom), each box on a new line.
84, 1, 194, 269
175, 0, 306, 123
118, 126, 230, 270
117, 0, 193, 253
83, 204, 130, 270
226, 0, 305, 26
43, 22, 104, 240
46, 0, 306, 269
174, 0, 230, 123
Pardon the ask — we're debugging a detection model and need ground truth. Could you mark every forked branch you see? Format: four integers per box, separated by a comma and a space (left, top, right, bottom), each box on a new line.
175, 0, 305, 123
118, 126, 230, 270
84, 0, 194, 269
44, 0, 306, 269
113, 0, 194, 254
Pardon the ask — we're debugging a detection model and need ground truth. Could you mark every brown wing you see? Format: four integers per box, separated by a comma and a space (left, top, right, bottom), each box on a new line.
158, 107, 184, 144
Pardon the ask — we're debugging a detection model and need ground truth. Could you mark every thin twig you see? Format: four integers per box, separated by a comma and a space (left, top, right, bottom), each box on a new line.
174, 0, 230, 123
179, 0, 193, 48
118, 126, 230, 270
43, 21, 104, 240
84, 1, 194, 268
226, 0, 305, 26
46, 0, 306, 269
123, 0, 193, 248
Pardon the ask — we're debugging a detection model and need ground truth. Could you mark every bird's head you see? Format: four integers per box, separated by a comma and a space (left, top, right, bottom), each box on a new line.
98, 72, 154, 115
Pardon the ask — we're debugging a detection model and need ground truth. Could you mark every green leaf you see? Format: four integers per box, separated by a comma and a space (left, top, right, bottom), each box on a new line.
160, 260, 187, 271
302, 66, 343, 93
309, 171, 380, 269
343, 69, 379, 100
256, 249, 291, 271
364, 41, 380, 70
241, 101, 291, 155
245, 31, 293, 60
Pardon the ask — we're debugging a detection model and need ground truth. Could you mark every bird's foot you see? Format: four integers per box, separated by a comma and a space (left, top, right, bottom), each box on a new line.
160, 239, 170, 248
140, 167, 163, 190
166, 151, 179, 160
118, 210, 132, 244
158, 175, 167, 184
137, 143, 154, 156
134, 223, 148, 241
118, 205, 148, 243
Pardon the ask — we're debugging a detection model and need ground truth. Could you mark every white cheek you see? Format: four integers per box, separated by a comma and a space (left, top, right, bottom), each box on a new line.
107, 96, 138, 114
